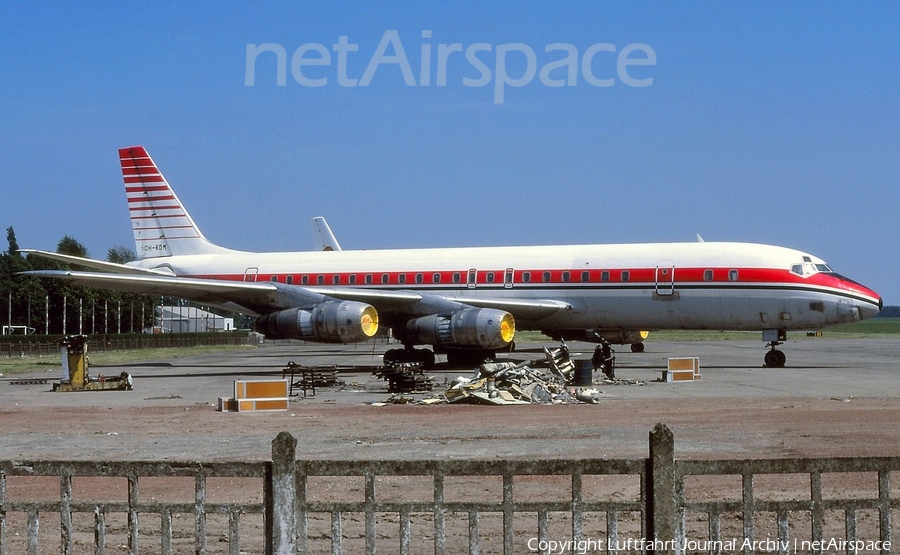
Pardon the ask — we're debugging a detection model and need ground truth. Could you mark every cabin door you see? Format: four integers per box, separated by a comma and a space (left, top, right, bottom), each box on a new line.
655, 265, 675, 296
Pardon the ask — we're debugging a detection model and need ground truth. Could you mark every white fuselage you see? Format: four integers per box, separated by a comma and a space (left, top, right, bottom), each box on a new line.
132, 241, 882, 333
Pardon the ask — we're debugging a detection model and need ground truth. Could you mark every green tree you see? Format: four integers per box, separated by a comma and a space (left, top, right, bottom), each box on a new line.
6, 226, 20, 254
107, 246, 135, 264
57, 235, 89, 258
1, 227, 44, 332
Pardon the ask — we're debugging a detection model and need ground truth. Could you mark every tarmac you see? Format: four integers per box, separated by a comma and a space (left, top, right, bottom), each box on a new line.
1, 336, 899, 461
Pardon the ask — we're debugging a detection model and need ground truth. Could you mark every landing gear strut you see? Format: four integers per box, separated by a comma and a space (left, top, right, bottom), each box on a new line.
762, 329, 787, 368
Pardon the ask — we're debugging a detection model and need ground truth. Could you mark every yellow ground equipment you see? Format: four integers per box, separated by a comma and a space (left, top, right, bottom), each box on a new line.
53, 335, 133, 392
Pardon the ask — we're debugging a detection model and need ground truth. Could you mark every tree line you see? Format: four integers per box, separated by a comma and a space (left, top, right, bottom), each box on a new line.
1, 226, 157, 335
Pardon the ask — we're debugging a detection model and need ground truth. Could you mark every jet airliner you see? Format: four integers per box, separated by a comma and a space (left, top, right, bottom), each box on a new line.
24, 146, 882, 368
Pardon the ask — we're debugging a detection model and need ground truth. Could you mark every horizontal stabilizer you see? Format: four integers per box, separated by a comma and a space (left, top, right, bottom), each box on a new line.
20, 249, 174, 276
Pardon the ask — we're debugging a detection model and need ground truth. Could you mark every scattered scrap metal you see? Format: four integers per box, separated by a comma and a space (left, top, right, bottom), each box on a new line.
282, 361, 338, 398
367, 342, 647, 406
444, 360, 601, 405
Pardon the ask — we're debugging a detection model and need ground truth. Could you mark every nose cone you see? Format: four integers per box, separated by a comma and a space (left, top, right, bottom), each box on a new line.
858, 296, 883, 321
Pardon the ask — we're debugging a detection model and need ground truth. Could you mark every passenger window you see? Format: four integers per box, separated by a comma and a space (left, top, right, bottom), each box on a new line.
522, 272, 531, 283
301, 275, 309, 285
729, 269, 739, 281
452, 272, 461, 284
581, 271, 590, 282
416, 273, 423, 284
382, 274, 389, 284
286, 275, 293, 285
317, 275, 324, 285
562, 271, 570, 282
270, 276, 278, 283
542, 271, 551, 283
398, 274, 406, 284
349, 275, 356, 285
332, 275, 340, 285
703, 269, 713, 281
621, 271, 630, 282
432, 273, 441, 284
601, 271, 610, 282
365, 274, 373, 284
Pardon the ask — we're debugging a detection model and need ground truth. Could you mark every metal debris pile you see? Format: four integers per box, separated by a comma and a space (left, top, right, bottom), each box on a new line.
444, 343, 602, 405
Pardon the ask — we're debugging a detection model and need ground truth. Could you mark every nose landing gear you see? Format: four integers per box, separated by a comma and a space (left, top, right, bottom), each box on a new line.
762, 329, 787, 367
764, 347, 786, 367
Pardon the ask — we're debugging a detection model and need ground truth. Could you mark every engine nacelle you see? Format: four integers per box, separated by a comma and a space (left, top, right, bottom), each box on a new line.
404, 308, 515, 350
255, 301, 379, 343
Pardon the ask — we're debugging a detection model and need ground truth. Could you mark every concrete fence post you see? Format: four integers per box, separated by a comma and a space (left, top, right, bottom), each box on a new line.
268, 431, 297, 555
648, 423, 676, 555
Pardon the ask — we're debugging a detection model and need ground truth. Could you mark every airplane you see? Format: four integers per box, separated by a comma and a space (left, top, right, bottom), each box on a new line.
22, 146, 882, 368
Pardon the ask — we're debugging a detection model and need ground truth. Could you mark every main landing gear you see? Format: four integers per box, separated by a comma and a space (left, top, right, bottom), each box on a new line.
383, 346, 435, 369
762, 329, 787, 368
383, 346, 506, 369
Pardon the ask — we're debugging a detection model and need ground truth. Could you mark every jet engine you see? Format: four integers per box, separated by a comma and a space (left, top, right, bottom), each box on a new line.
404, 308, 515, 350
255, 301, 379, 343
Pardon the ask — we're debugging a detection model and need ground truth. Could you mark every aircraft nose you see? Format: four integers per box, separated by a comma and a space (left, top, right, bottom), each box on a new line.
858, 296, 883, 321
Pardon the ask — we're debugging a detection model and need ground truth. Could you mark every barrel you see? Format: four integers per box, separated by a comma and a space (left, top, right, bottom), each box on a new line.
572, 360, 593, 386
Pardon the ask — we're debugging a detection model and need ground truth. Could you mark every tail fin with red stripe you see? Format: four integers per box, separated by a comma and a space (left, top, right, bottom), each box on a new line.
119, 146, 230, 259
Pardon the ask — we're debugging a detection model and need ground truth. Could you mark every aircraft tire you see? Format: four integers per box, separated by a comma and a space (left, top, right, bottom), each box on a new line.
764, 349, 786, 368
383, 348, 404, 365
631, 342, 645, 353
416, 348, 436, 369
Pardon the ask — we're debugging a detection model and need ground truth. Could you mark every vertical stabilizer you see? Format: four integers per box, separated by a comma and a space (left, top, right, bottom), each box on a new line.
119, 146, 228, 259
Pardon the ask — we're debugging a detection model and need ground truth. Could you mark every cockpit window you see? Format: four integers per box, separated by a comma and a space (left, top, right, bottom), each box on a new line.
793, 260, 834, 277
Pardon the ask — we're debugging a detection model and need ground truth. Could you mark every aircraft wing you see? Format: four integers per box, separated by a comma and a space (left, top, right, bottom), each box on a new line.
313, 287, 570, 321
311, 217, 342, 251
20, 270, 284, 316
23, 266, 572, 324
20, 249, 175, 276
445, 296, 571, 320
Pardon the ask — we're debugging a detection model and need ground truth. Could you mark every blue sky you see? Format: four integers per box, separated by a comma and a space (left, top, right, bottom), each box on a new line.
2, 2, 898, 303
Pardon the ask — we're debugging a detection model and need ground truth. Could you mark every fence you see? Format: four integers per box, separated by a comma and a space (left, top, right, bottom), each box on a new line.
0, 334, 255, 358
1, 425, 897, 555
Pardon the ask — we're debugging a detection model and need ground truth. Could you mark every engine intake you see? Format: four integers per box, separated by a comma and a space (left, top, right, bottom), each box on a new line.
255, 301, 379, 343
404, 308, 515, 350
